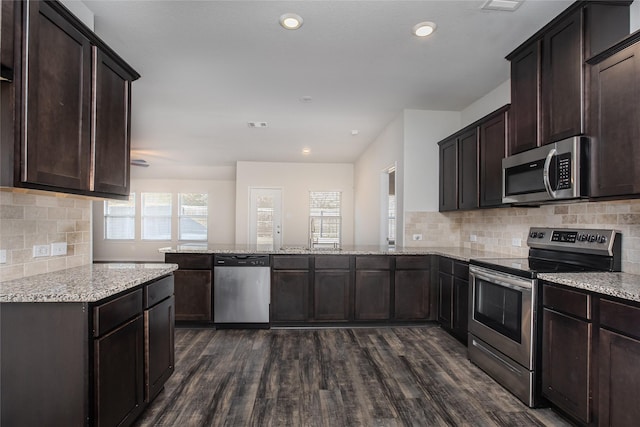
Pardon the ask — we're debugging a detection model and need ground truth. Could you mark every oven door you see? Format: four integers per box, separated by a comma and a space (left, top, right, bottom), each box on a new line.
468, 265, 535, 369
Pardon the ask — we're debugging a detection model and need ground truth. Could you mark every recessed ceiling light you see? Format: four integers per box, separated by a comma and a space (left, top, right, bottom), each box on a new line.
481, 0, 524, 12
351, 130, 359, 136
302, 148, 311, 155
412, 21, 437, 38
280, 13, 303, 30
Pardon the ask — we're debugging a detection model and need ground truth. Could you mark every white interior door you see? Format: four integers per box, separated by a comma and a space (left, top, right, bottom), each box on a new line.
249, 188, 282, 249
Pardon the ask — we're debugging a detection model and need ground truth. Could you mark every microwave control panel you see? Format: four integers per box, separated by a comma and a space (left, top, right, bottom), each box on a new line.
556, 153, 572, 190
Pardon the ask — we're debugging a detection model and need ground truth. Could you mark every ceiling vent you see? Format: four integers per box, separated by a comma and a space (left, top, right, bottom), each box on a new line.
481, 0, 524, 12
248, 122, 268, 128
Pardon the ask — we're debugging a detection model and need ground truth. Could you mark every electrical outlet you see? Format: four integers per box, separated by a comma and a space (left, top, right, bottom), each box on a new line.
51, 242, 67, 256
470, 234, 477, 242
0, 249, 6, 264
511, 238, 522, 247
412, 234, 423, 241
33, 244, 50, 258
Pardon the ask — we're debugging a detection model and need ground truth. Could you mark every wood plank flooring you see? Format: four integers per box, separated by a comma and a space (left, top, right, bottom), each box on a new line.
134, 325, 572, 427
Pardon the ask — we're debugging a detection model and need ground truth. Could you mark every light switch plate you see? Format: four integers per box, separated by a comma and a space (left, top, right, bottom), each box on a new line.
51, 242, 67, 256
511, 238, 522, 247
470, 234, 478, 242
0, 249, 6, 264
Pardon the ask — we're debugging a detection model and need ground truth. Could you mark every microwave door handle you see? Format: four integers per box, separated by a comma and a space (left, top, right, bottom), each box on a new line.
543, 148, 558, 199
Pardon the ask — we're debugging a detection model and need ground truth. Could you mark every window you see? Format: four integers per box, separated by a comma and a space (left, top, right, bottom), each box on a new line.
142, 193, 172, 240
309, 191, 341, 248
104, 194, 135, 240
179, 193, 208, 241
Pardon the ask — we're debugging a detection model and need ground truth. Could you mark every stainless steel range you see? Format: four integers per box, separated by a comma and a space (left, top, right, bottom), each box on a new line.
468, 227, 622, 407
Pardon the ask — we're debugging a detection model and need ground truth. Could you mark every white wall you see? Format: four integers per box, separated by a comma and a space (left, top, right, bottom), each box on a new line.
403, 110, 461, 213
354, 115, 404, 246
460, 80, 511, 127
60, 0, 94, 30
93, 178, 235, 262
235, 162, 354, 247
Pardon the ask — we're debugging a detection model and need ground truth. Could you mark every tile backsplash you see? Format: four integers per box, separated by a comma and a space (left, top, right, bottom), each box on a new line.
406, 199, 640, 275
0, 190, 92, 281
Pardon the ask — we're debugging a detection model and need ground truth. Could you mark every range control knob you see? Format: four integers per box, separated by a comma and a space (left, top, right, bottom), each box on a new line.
598, 235, 608, 244
530, 231, 538, 238
538, 232, 545, 239
578, 233, 588, 242
589, 234, 597, 242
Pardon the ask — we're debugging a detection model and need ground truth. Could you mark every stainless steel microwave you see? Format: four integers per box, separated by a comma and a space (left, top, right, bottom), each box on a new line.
502, 136, 588, 204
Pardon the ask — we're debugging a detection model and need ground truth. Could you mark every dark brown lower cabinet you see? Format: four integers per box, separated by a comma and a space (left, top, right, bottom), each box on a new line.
542, 308, 591, 424
94, 315, 145, 427
437, 257, 468, 343
271, 270, 310, 322
452, 276, 468, 342
437, 271, 453, 327
394, 269, 430, 320
173, 269, 212, 322
164, 253, 213, 323
144, 295, 175, 402
314, 270, 350, 321
355, 270, 390, 320
598, 298, 640, 427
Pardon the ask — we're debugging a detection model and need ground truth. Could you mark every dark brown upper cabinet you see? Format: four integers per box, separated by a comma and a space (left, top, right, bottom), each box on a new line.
587, 31, 640, 199
507, 1, 630, 155
2, 0, 139, 199
438, 105, 509, 212
438, 128, 478, 212
479, 106, 508, 208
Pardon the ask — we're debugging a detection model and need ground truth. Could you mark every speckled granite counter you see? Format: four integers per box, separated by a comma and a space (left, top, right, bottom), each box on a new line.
0, 263, 178, 303
538, 272, 640, 303
159, 244, 508, 263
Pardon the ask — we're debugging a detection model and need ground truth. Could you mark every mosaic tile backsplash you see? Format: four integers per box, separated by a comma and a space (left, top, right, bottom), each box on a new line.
405, 199, 640, 275
0, 190, 92, 281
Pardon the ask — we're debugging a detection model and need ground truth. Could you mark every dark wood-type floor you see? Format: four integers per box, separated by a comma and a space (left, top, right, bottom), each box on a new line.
134, 325, 572, 427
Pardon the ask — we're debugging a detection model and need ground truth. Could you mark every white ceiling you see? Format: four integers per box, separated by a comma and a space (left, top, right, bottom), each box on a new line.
81, 0, 573, 179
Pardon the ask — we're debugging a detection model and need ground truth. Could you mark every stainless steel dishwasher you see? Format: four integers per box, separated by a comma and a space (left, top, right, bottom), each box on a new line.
213, 254, 270, 327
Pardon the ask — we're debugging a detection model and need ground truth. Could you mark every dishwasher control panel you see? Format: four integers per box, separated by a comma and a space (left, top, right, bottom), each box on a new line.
214, 254, 270, 267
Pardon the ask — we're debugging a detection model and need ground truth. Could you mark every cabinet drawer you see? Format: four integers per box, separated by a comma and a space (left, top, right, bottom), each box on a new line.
600, 299, 640, 340
164, 253, 213, 270
314, 255, 350, 270
395, 256, 430, 270
144, 275, 174, 309
94, 289, 143, 337
355, 256, 391, 270
272, 255, 310, 270
439, 257, 453, 274
543, 284, 590, 320
453, 262, 469, 279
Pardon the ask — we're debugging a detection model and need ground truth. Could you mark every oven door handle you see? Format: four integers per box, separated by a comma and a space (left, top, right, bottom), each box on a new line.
470, 268, 532, 291
543, 148, 558, 199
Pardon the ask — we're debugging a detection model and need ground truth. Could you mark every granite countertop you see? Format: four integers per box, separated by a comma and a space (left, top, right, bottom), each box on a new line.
0, 263, 178, 303
538, 272, 640, 303
159, 244, 509, 262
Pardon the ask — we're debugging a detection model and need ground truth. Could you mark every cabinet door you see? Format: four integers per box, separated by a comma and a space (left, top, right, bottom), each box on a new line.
458, 128, 478, 210
439, 137, 458, 212
145, 296, 175, 402
452, 277, 469, 343
542, 308, 591, 424
174, 270, 212, 322
94, 315, 144, 427
394, 270, 430, 320
437, 272, 453, 329
479, 110, 507, 207
354, 271, 390, 320
22, 1, 92, 190
93, 48, 133, 196
589, 42, 640, 198
509, 41, 540, 155
598, 329, 640, 427
542, 10, 583, 144
314, 270, 350, 321
271, 270, 309, 322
